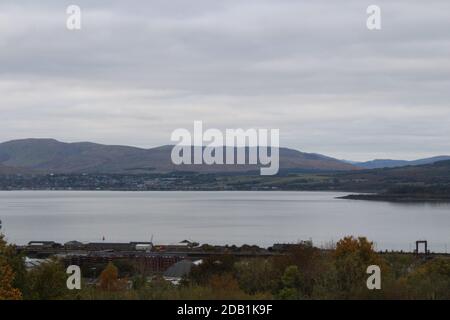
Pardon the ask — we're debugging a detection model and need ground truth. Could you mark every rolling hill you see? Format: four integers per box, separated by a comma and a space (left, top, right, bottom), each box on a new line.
0, 139, 357, 174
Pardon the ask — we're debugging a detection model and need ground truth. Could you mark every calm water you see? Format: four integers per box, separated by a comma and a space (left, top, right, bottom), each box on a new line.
0, 191, 449, 252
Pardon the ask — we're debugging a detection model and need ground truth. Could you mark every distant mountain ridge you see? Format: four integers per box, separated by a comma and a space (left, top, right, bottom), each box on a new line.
0, 138, 357, 174
353, 156, 450, 169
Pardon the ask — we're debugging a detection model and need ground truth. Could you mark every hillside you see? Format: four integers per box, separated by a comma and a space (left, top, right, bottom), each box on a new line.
332, 160, 450, 200
0, 164, 35, 175
1, 155, 450, 194
354, 156, 450, 169
0, 139, 357, 174
336, 160, 450, 186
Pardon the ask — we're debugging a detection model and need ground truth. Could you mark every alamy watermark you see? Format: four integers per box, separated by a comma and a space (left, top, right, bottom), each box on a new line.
366, 265, 381, 290
64, 4, 380, 32
170, 121, 280, 175
66, 5, 81, 30
66, 265, 81, 290
367, 5, 381, 30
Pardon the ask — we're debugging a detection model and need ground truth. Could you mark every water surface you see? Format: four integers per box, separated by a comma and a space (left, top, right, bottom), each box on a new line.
0, 191, 449, 252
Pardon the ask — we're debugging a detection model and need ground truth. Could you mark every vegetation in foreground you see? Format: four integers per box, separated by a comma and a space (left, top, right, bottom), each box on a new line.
1, 234, 449, 300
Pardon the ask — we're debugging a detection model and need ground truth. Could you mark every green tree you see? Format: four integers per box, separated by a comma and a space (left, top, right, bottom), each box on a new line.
273, 241, 324, 297
276, 265, 302, 300
27, 259, 70, 300
235, 259, 276, 294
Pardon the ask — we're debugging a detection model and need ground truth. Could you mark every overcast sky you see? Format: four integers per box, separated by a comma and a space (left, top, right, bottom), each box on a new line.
1, 1, 449, 161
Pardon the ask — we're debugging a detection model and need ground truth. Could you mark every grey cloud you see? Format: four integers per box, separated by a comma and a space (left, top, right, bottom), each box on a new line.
0, 0, 449, 161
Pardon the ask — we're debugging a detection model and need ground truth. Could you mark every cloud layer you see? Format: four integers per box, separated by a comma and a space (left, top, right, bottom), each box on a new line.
1, 0, 449, 160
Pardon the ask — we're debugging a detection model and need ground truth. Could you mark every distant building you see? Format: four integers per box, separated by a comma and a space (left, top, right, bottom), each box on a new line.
86, 242, 135, 251
132, 242, 153, 251
154, 240, 199, 252
28, 241, 62, 249
64, 240, 85, 249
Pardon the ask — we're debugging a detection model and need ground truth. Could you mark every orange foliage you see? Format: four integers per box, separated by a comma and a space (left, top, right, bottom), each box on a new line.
99, 262, 119, 291
98, 262, 128, 291
0, 234, 22, 300
335, 236, 380, 264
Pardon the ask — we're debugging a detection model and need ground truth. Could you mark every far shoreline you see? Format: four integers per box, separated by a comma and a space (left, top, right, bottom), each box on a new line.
339, 193, 450, 203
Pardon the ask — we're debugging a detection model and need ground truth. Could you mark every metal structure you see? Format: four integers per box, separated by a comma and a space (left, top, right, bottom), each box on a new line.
415, 240, 429, 255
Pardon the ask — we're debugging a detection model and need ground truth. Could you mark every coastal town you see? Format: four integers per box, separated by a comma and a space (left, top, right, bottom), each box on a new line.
20, 239, 286, 285
17, 237, 447, 288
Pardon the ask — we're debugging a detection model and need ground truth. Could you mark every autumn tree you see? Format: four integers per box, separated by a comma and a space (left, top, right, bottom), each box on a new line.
208, 273, 249, 299
99, 262, 120, 291
0, 263, 22, 300
334, 236, 383, 297
0, 234, 22, 300
406, 258, 450, 299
